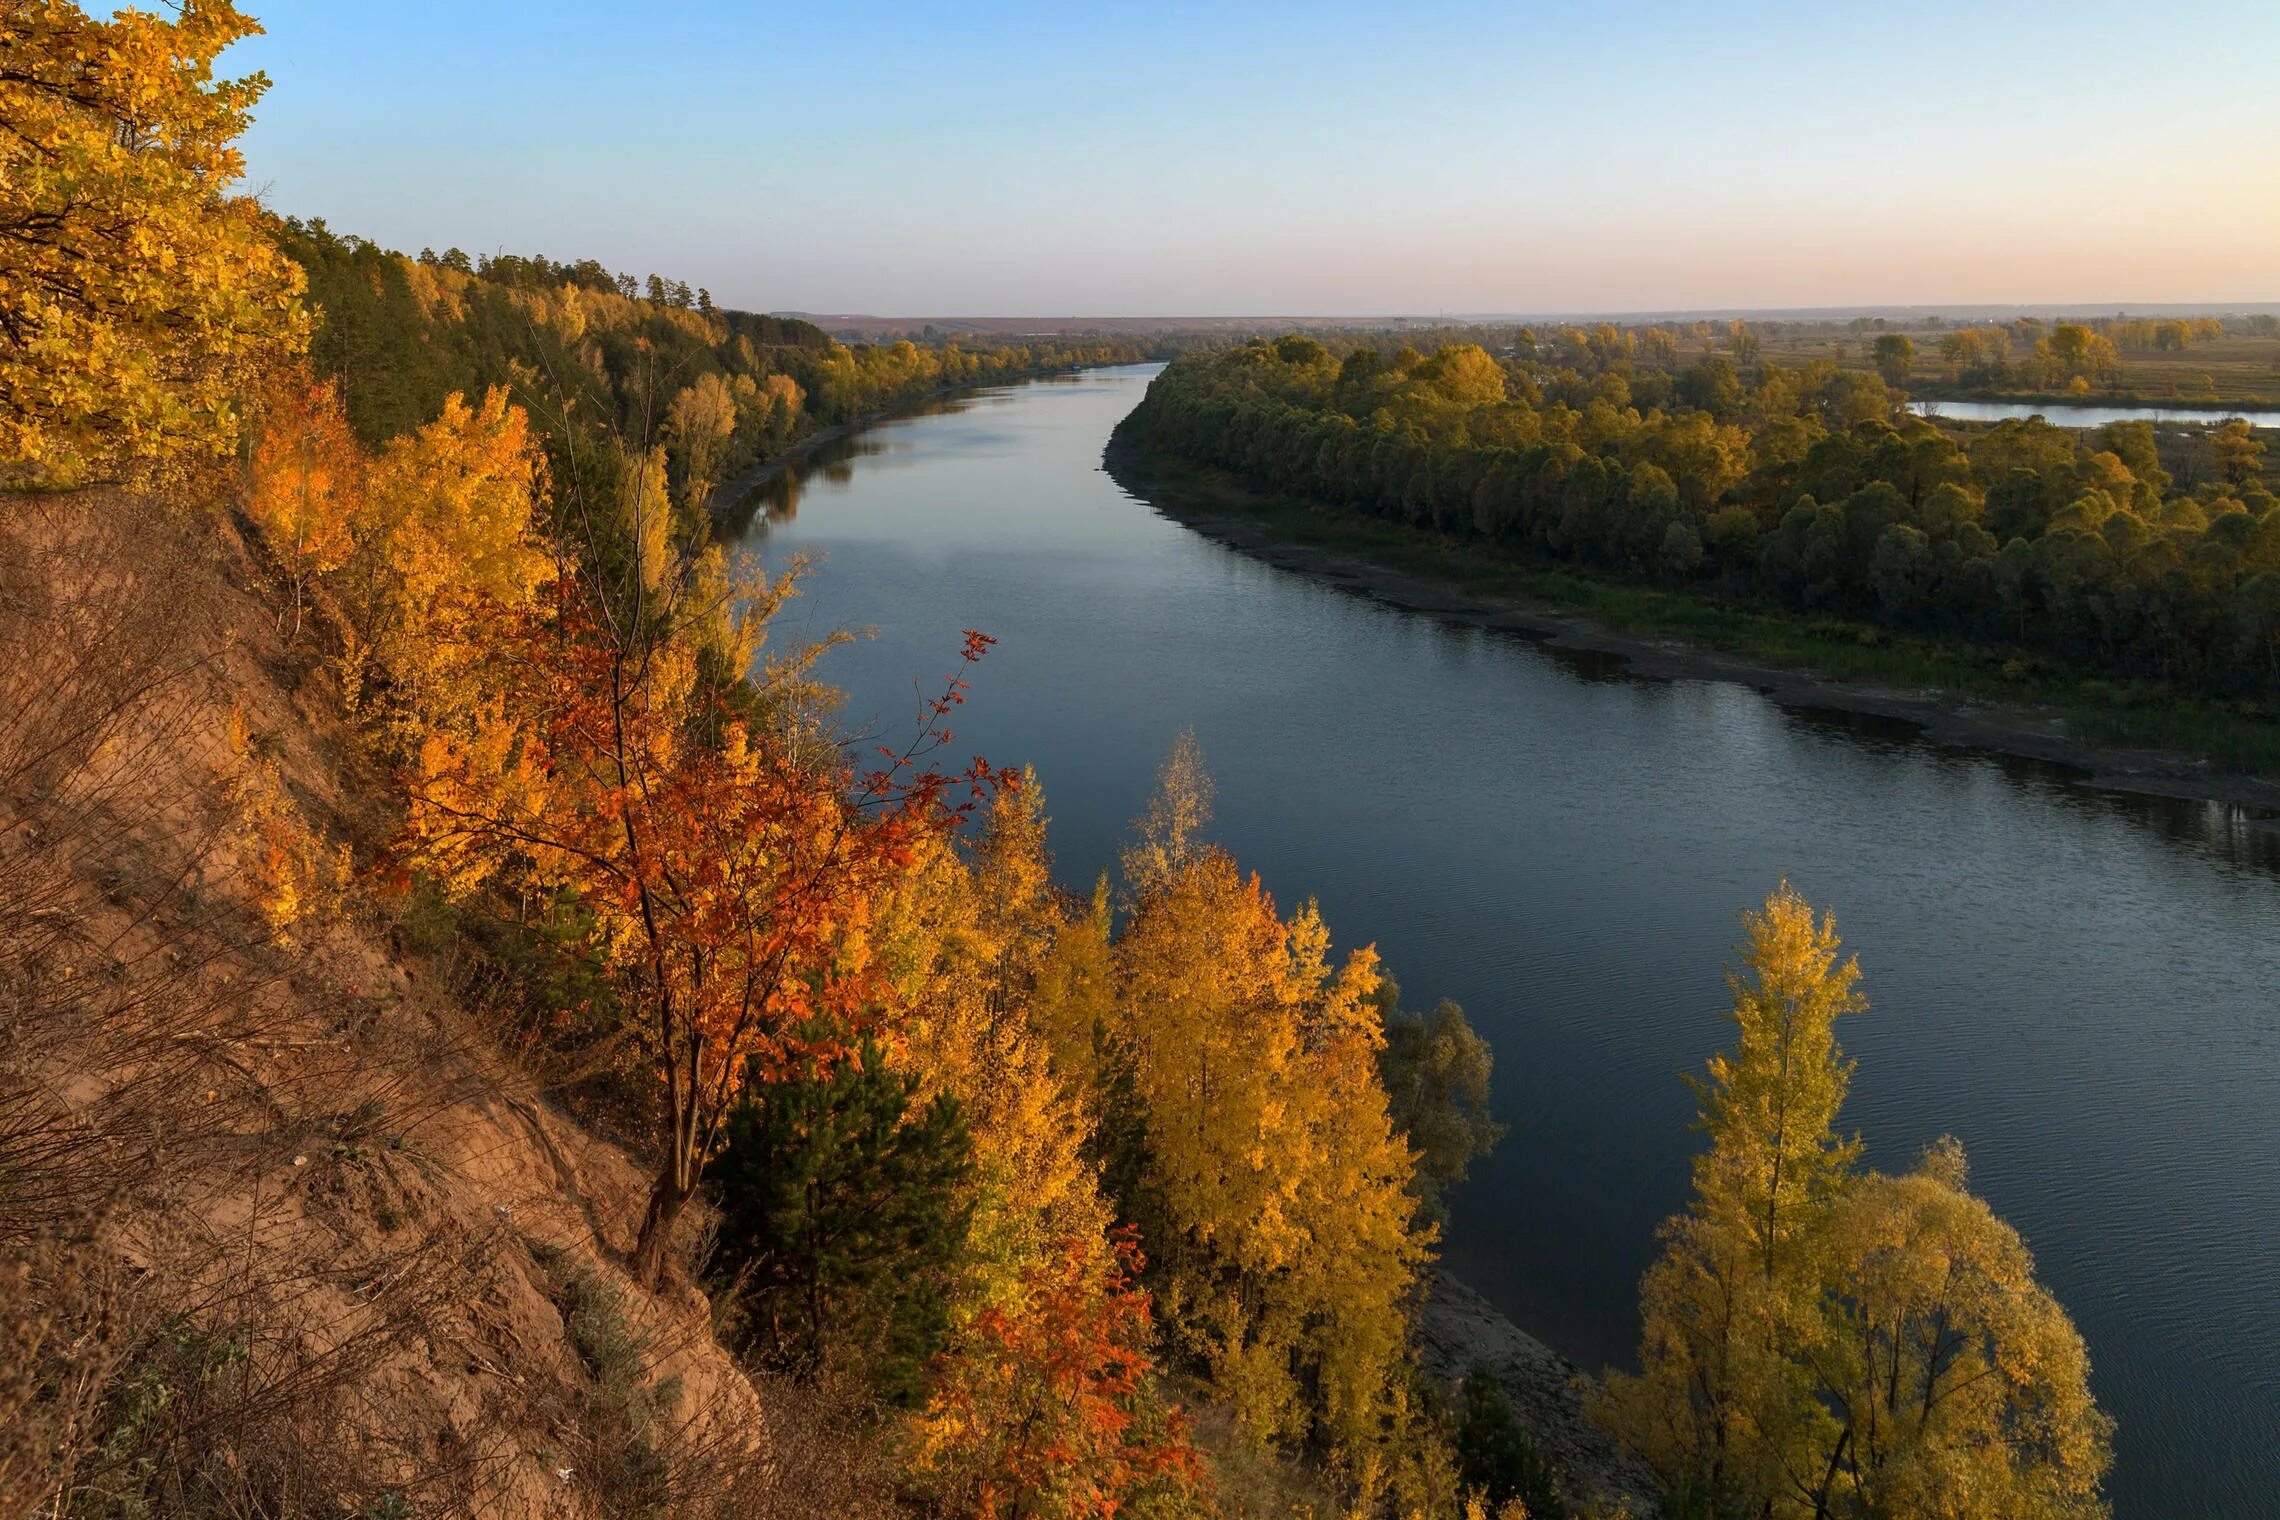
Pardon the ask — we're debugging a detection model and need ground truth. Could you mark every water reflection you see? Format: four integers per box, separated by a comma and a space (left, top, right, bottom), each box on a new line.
724, 365, 2280, 1519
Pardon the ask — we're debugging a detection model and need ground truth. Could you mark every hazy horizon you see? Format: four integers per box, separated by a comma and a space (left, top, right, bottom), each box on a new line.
785, 300, 2280, 329
236, 0, 2280, 316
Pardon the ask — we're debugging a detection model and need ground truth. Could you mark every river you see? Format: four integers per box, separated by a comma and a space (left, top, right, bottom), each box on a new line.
727, 365, 2280, 1517
1909, 398, 2280, 428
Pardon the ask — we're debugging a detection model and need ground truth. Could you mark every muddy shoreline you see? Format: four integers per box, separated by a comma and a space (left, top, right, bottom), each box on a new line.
1104, 439, 2280, 821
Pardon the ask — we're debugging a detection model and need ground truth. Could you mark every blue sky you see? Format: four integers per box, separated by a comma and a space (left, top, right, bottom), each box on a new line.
233, 2, 2280, 316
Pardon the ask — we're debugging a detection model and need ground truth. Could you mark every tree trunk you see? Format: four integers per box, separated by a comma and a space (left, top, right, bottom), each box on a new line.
630, 1168, 691, 1288
1811, 1424, 1852, 1520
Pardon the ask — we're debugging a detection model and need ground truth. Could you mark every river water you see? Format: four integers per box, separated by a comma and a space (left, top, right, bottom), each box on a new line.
728, 365, 2280, 1517
1909, 398, 2280, 429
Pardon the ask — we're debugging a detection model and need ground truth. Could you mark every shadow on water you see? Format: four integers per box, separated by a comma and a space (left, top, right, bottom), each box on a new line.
715, 387, 1019, 536
1116, 460, 2280, 877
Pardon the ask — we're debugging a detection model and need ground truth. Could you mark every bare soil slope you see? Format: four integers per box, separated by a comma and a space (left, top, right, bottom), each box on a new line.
0, 496, 864, 1518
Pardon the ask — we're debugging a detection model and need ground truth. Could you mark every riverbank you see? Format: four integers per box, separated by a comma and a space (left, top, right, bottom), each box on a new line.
1104, 439, 2280, 815
1416, 1272, 1660, 1515
708, 365, 1102, 522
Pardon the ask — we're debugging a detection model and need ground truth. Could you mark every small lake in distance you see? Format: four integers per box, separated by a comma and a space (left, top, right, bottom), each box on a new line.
728, 366, 2280, 1518
1909, 398, 2280, 428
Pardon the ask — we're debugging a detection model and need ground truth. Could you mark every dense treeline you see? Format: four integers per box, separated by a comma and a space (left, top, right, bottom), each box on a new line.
1117, 338, 2280, 693
281, 217, 1156, 522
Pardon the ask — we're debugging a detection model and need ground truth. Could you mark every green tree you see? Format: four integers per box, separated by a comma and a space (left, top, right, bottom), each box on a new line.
1871, 334, 1916, 388
1377, 983, 1506, 1226
1454, 1368, 1566, 1517
708, 1037, 977, 1403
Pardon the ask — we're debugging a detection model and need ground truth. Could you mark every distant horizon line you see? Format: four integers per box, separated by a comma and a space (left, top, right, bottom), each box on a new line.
779, 301, 2280, 329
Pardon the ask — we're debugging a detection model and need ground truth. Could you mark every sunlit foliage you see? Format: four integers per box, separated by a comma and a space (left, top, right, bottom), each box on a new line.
1123, 340, 2280, 692
0, 0, 307, 487
1111, 736, 1431, 1470
1592, 885, 2111, 1519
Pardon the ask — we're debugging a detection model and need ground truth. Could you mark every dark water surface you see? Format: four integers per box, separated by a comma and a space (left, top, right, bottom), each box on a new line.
729, 367, 2280, 1517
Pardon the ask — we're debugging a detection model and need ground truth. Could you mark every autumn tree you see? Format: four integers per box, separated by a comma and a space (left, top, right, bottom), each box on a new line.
341, 387, 555, 728
400, 520, 998, 1285
0, 0, 308, 487
1938, 330, 1984, 379
1118, 727, 1213, 897
1111, 736, 1428, 1470
665, 372, 738, 508
879, 770, 1119, 1309
2212, 418, 2265, 485
910, 1233, 1208, 1520
1809, 1139, 2111, 1518
245, 370, 361, 639
1594, 883, 1863, 1511
1594, 885, 2110, 1519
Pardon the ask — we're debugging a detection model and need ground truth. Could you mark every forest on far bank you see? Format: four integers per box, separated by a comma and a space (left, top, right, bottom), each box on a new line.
1116, 335, 2280, 718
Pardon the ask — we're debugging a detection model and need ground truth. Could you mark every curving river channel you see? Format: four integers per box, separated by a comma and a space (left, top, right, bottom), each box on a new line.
726, 365, 2280, 1518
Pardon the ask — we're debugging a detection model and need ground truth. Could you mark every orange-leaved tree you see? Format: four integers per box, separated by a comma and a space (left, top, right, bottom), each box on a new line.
912, 1230, 1208, 1520
245, 369, 362, 639
401, 556, 1000, 1285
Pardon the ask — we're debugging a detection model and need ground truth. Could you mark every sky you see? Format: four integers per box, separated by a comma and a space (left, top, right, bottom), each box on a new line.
232, 1, 2280, 317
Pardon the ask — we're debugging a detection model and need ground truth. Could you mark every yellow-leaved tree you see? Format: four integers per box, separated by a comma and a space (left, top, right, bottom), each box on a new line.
1593, 884, 2110, 1519
1813, 1138, 2111, 1519
1111, 734, 1427, 1473
341, 387, 555, 729
884, 773, 1109, 1294
1593, 883, 1863, 1509
0, 0, 308, 487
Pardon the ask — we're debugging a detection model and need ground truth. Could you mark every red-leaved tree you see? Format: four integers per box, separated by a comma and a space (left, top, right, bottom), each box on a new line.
914, 1231, 1209, 1519
400, 568, 999, 1285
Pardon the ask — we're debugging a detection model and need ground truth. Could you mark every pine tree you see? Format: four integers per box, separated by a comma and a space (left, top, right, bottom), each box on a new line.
1453, 1369, 1566, 1518
708, 1037, 976, 1404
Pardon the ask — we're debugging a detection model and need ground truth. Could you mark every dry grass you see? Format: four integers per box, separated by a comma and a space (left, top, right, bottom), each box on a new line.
0, 493, 797, 1518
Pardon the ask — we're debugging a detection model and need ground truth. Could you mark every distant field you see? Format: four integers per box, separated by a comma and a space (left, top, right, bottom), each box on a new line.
1755, 328, 2280, 406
